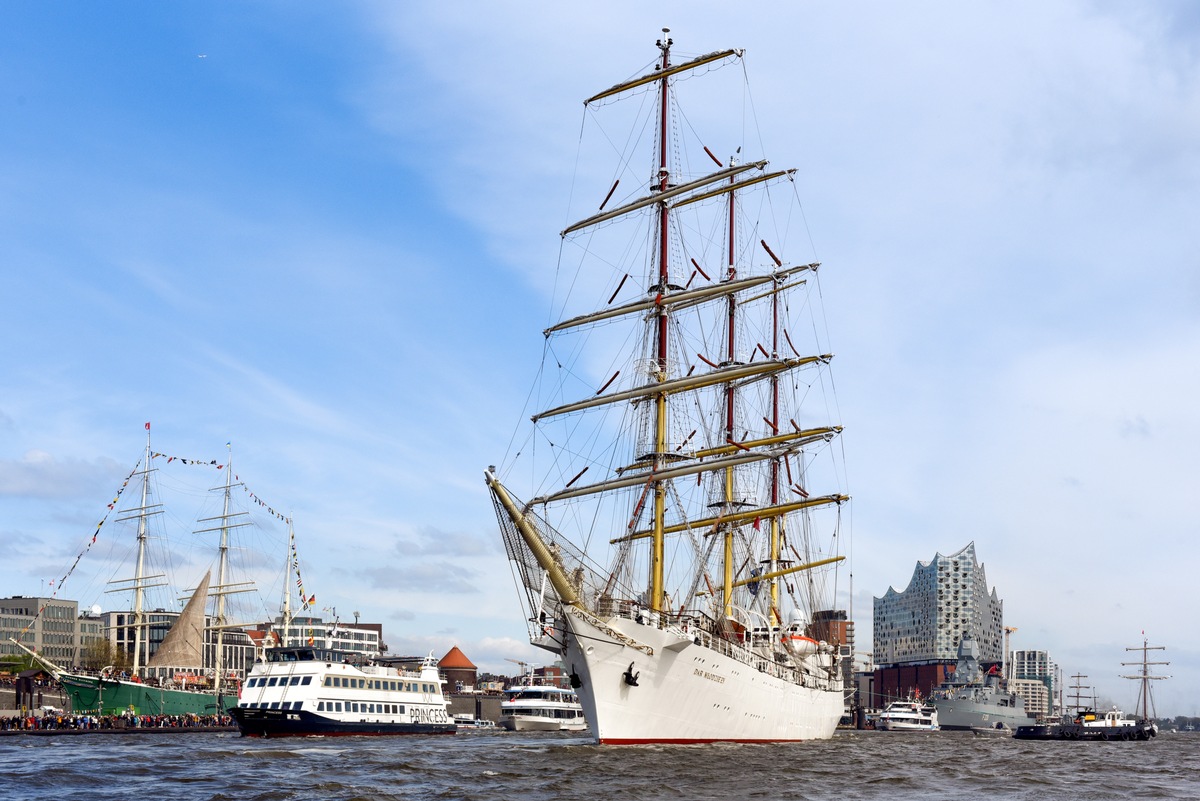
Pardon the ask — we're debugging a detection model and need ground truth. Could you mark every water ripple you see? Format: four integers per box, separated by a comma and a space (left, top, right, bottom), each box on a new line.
2, 729, 1198, 801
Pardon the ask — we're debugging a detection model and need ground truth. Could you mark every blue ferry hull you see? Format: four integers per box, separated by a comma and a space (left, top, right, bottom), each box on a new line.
230, 707, 456, 738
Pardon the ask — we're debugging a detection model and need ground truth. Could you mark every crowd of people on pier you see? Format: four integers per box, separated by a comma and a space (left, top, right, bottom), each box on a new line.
1, 711, 234, 732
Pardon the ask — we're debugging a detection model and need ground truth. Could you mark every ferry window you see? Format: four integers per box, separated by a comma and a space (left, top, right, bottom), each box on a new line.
317, 702, 324, 711
334, 677, 342, 687
335, 702, 343, 712
289, 677, 301, 686
359, 679, 366, 689
269, 702, 280, 709
323, 677, 331, 687
301, 676, 312, 685
369, 704, 376, 713
268, 678, 279, 687
397, 705, 405, 714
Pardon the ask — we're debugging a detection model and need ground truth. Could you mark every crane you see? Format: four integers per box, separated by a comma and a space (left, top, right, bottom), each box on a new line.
505, 658, 533, 678
1003, 626, 1018, 684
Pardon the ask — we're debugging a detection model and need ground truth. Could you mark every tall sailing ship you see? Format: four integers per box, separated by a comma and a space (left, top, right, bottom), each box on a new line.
18, 426, 264, 716
486, 32, 850, 744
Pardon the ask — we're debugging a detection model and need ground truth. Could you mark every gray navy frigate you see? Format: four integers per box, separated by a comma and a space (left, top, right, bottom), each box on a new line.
930, 636, 1035, 730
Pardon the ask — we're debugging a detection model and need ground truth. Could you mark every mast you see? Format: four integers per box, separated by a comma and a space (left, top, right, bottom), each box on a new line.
1121, 637, 1169, 721
131, 425, 151, 674
109, 423, 167, 675
1067, 673, 1090, 713
194, 443, 252, 701
719, 143, 737, 621
215, 444, 233, 696
281, 521, 295, 647
768, 259, 783, 623
649, 28, 673, 613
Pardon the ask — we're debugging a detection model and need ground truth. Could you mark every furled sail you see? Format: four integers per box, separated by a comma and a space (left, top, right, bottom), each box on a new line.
147, 569, 211, 668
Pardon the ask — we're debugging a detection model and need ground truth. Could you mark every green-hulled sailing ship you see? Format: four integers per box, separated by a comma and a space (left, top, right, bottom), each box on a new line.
16, 426, 260, 716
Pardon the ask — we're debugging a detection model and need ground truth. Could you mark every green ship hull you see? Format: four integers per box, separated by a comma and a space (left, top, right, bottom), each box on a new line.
59, 673, 236, 716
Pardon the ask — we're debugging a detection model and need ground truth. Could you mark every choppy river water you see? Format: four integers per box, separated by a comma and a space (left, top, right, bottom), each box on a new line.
2, 728, 1198, 801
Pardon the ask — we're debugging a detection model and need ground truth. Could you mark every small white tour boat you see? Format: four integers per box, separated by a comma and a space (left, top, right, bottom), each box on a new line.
876, 699, 940, 731
498, 679, 587, 732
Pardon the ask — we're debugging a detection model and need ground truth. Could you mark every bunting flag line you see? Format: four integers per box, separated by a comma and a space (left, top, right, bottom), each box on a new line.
290, 536, 316, 610
22, 448, 298, 644
18, 458, 143, 642
236, 473, 291, 525
150, 451, 224, 470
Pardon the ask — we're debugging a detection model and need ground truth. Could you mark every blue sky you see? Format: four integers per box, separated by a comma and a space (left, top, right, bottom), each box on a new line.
2, 2, 1197, 714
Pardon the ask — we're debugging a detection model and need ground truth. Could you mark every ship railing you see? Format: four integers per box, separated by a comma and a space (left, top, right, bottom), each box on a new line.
597, 600, 837, 690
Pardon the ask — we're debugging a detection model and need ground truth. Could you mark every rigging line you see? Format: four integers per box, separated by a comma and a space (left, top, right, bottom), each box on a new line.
789, 174, 822, 284
739, 54, 765, 185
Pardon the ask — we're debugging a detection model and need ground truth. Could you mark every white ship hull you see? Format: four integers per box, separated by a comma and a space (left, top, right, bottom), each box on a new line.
498, 715, 587, 733
562, 610, 843, 744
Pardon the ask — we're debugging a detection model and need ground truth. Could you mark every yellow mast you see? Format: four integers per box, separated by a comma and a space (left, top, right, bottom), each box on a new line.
485, 470, 580, 607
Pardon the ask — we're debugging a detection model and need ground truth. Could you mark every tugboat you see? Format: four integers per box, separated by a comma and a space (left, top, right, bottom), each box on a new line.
1014, 639, 1167, 742
230, 647, 455, 737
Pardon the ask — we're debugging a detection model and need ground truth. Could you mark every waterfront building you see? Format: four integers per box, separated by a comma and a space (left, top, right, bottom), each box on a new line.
249, 615, 382, 658
0, 596, 80, 665
439, 645, 478, 692
1012, 648, 1057, 714
871, 542, 1004, 704
1011, 677, 1051, 716
1, 595, 256, 681
811, 609, 856, 714
77, 609, 105, 657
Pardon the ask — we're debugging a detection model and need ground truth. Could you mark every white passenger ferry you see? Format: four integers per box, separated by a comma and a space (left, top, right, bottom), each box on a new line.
498, 679, 588, 732
230, 647, 455, 737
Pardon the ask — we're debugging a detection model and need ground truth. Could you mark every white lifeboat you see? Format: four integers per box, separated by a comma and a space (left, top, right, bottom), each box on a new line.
781, 631, 820, 656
